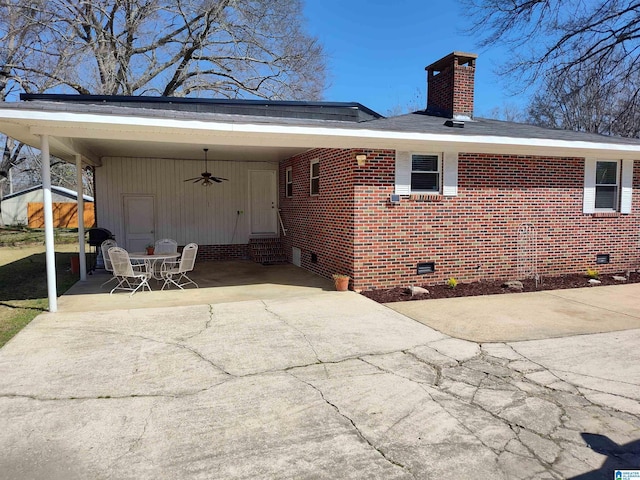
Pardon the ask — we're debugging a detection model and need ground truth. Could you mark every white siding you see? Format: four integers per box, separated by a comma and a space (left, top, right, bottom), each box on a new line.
95, 157, 277, 246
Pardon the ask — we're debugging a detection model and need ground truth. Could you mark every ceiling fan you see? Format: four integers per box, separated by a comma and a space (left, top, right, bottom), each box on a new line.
184, 148, 228, 186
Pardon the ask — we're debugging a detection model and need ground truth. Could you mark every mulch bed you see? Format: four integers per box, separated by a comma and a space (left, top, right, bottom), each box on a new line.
361, 272, 640, 303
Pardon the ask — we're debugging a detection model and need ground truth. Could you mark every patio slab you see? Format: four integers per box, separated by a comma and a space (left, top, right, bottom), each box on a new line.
58, 260, 334, 312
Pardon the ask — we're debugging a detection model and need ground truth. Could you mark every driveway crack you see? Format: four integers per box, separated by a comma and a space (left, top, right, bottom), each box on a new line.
290, 373, 417, 479
261, 300, 322, 364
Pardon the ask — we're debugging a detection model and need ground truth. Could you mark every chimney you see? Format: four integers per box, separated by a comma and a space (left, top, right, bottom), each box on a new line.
425, 52, 478, 120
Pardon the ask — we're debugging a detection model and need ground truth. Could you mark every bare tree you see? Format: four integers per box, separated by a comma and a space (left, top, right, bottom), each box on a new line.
15, 0, 326, 99
526, 57, 640, 138
0, 0, 326, 207
463, 0, 640, 89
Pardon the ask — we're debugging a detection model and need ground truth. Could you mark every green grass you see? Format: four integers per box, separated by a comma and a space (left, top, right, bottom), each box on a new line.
0, 226, 81, 247
0, 229, 81, 347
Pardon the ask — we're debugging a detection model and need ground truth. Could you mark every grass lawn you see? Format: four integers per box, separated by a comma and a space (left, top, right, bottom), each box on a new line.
0, 228, 84, 347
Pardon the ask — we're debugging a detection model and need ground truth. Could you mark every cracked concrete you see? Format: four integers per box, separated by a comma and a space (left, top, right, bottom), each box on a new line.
0, 291, 639, 479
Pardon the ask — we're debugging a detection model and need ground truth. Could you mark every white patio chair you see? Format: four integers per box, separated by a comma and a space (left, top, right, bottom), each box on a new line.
100, 239, 118, 288
160, 243, 199, 290
154, 238, 178, 254
108, 247, 152, 296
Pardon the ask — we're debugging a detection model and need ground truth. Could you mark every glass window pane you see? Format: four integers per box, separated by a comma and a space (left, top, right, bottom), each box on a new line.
411, 172, 439, 191
286, 169, 292, 182
596, 161, 617, 185
286, 183, 292, 197
311, 162, 319, 177
595, 186, 617, 209
412, 154, 438, 172
311, 178, 319, 195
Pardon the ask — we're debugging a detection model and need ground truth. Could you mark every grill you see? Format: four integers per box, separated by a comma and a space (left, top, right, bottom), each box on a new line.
87, 228, 114, 272
88, 227, 114, 247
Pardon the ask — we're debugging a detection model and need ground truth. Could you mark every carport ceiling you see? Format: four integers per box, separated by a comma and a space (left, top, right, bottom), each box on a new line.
77, 137, 308, 163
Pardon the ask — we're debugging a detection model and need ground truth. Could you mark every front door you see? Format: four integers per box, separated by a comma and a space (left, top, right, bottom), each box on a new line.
123, 195, 155, 251
249, 170, 278, 235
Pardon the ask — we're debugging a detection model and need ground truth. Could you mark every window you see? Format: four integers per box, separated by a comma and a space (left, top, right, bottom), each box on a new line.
310, 159, 319, 195
285, 166, 293, 197
583, 158, 633, 214
595, 160, 619, 210
411, 154, 440, 192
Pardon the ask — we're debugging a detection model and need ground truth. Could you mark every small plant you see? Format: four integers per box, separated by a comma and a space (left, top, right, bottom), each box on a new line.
446, 277, 458, 289
586, 268, 599, 279
332, 274, 350, 280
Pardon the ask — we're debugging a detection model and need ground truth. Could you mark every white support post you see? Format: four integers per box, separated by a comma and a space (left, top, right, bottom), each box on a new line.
41, 135, 58, 312
76, 154, 87, 280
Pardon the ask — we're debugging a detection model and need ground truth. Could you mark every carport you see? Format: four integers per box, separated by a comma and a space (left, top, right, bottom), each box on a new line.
0, 95, 386, 311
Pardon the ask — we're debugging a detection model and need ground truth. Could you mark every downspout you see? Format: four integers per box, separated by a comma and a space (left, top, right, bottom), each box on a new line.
40, 135, 57, 312
76, 154, 87, 281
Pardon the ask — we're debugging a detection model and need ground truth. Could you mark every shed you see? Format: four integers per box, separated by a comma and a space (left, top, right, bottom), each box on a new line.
1, 184, 94, 227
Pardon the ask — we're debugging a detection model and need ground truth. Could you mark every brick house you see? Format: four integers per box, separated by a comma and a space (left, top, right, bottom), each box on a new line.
279, 52, 639, 291
0, 51, 638, 309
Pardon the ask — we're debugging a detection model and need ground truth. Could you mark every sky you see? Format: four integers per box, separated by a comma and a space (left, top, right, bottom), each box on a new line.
303, 0, 528, 117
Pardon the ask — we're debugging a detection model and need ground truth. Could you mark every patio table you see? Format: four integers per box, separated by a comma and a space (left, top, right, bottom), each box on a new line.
129, 252, 180, 281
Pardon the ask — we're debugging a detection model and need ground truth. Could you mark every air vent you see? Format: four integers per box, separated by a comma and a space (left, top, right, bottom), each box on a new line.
596, 254, 610, 264
390, 194, 401, 204
417, 262, 435, 274
444, 119, 464, 128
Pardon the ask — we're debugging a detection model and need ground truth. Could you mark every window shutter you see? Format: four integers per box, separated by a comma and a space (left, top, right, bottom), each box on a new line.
620, 159, 634, 214
395, 151, 411, 195
583, 158, 596, 214
442, 151, 458, 196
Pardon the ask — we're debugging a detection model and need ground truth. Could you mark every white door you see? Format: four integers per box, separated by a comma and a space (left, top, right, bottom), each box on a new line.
249, 170, 278, 235
123, 195, 155, 251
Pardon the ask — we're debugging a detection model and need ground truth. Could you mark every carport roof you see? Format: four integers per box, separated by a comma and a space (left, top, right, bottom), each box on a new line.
1, 94, 640, 165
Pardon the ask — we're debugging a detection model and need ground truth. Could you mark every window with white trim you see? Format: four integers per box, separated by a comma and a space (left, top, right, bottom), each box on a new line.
411, 154, 440, 193
310, 159, 319, 195
285, 166, 293, 197
595, 160, 619, 210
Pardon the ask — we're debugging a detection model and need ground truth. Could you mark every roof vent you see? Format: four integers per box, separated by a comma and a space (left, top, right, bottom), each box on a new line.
444, 119, 464, 128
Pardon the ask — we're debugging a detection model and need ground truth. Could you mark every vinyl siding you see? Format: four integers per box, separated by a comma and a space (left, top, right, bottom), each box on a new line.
95, 156, 277, 247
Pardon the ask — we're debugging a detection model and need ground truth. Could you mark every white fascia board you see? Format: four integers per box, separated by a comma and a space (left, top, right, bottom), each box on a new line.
2, 108, 640, 159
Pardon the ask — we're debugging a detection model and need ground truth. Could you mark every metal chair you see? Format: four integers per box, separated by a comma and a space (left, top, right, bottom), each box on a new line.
154, 238, 178, 254
160, 243, 198, 290
100, 239, 118, 288
108, 247, 152, 296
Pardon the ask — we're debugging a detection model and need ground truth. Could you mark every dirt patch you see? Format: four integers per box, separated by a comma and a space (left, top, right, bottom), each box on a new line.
361, 272, 640, 304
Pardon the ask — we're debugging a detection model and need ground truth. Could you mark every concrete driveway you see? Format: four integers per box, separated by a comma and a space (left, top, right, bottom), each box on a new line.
0, 291, 639, 479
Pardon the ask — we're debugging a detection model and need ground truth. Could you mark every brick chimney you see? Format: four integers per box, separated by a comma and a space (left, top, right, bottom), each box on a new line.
425, 52, 478, 120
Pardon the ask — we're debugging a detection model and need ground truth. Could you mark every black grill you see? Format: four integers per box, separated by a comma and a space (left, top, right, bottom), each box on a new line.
87, 227, 114, 247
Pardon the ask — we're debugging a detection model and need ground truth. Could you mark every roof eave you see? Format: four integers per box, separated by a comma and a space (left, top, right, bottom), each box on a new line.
0, 107, 639, 161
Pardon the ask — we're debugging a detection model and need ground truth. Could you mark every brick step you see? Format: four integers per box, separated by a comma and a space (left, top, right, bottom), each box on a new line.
249, 237, 288, 265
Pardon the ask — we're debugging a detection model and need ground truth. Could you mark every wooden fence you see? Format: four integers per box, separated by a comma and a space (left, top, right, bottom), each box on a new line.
27, 202, 96, 228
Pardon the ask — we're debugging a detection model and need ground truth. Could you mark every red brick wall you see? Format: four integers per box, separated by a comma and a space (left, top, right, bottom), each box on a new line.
194, 244, 249, 262
280, 149, 640, 291
353, 153, 639, 290
279, 149, 355, 282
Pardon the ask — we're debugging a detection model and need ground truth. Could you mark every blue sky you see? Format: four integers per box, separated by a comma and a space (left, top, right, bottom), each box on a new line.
303, 0, 527, 117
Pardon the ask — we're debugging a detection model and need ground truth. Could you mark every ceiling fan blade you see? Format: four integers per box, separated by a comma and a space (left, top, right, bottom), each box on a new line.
213, 177, 228, 182
184, 177, 201, 182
